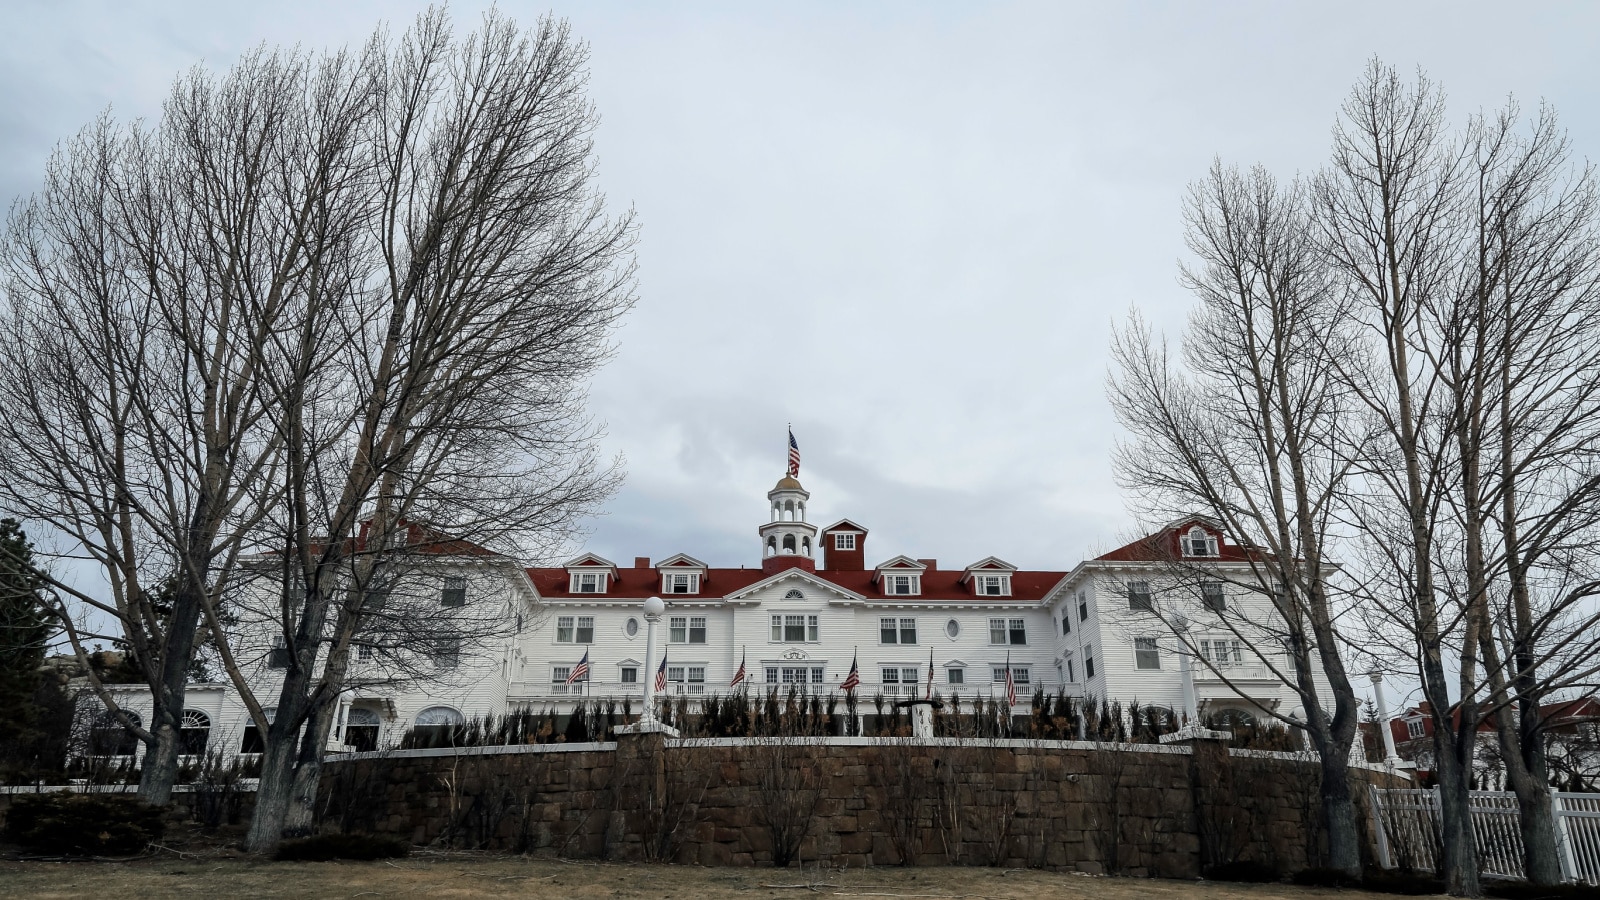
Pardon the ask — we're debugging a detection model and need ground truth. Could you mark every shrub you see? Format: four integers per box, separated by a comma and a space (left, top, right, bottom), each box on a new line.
2, 791, 165, 855
1202, 860, 1280, 883
1485, 882, 1600, 900
274, 832, 410, 861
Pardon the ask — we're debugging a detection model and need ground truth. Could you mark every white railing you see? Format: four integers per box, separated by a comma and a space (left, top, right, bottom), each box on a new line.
1369, 785, 1600, 884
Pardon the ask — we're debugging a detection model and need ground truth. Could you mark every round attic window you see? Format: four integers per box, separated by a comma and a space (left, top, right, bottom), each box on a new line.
625, 617, 639, 638
945, 619, 960, 639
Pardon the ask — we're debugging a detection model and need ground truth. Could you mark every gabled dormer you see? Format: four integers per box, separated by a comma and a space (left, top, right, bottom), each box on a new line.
657, 553, 708, 595
821, 518, 869, 571
1173, 519, 1222, 558
564, 554, 619, 595
872, 555, 927, 596
961, 556, 1017, 596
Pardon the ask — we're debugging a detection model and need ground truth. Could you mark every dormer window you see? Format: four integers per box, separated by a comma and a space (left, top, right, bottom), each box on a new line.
834, 533, 856, 551
974, 574, 1010, 596
886, 574, 919, 596
664, 572, 700, 594
570, 572, 607, 594
1183, 526, 1219, 557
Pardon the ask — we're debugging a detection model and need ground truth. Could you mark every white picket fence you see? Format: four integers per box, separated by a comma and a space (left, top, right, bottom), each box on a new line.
1369, 786, 1600, 884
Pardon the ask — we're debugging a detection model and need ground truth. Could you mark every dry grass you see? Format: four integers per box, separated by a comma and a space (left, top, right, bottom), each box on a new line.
0, 854, 1403, 900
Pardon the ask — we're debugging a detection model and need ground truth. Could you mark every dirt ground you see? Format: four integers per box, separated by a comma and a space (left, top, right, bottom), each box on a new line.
0, 853, 1415, 899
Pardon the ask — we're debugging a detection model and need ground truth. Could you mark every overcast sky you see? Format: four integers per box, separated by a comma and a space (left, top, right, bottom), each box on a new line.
5, 1, 1599, 652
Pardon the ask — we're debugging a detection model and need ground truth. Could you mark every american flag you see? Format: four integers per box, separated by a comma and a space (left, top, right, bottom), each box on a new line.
654, 652, 669, 693
1004, 650, 1017, 707
730, 649, 747, 688
564, 650, 590, 685
787, 428, 801, 477
925, 647, 935, 700
841, 652, 860, 693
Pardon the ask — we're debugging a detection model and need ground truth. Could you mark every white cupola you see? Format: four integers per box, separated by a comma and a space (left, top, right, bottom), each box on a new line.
758, 474, 818, 573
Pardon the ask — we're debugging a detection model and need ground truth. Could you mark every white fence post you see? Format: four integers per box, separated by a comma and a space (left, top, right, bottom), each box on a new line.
1370, 782, 1393, 869
1552, 789, 1578, 883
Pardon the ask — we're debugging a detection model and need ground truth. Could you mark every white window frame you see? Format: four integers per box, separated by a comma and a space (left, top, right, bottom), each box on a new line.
833, 533, 856, 551
670, 615, 708, 644
946, 667, 965, 685
663, 572, 700, 594
1184, 526, 1219, 558
570, 572, 607, 594
620, 666, 638, 684
1201, 580, 1226, 612
771, 613, 820, 643
975, 574, 1010, 596
1128, 580, 1153, 611
885, 574, 919, 596
556, 615, 594, 644
1134, 637, 1161, 670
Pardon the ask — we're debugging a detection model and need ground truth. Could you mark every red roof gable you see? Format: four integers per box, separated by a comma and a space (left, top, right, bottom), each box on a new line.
1095, 520, 1263, 563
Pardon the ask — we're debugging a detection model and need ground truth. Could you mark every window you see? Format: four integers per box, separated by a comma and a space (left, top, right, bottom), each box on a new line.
991, 666, 1030, 685
772, 614, 819, 642
664, 572, 699, 594
1127, 580, 1153, 611
432, 639, 461, 668
946, 619, 960, 638
344, 707, 380, 752
239, 709, 271, 755
1201, 581, 1226, 612
834, 533, 856, 551
882, 667, 919, 686
1064, 658, 1075, 682
946, 667, 964, 684
441, 576, 467, 607
886, 574, 918, 596
1406, 719, 1425, 739
552, 665, 572, 683
571, 572, 606, 594
1078, 592, 1090, 622
1134, 637, 1161, 670
1184, 526, 1219, 557
974, 574, 1009, 596
880, 617, 916, 644
1199, 639, 1243, 665
179, 710, 210, 756
355, 642, 374, 662
765, 666, 779, 684
1084, 646, 1095, 680
268, 634, 292, 669
556, 616, 594, 643
991, 618, 1026, 644
620, 666, 638, 683
625, 617, 639, 637
413, 706, 465, 747
1061, 613, 1071, 635
668, 615, 707, 643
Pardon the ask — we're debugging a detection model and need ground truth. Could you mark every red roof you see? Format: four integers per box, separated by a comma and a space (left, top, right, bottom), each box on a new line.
1095, 519, 1264, 563
527, 564, 1068, 602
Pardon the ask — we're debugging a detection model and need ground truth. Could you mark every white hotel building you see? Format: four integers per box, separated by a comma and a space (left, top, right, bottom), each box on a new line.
92, 470, 1327, 760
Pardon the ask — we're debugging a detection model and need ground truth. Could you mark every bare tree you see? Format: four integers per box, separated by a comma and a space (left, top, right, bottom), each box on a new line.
1109, 160, 1367, 877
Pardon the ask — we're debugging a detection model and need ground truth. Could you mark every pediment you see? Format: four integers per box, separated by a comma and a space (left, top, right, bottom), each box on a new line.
874, 555, 927, 572
563, 553, 618, 572
823, 518, 869, 534
725, 568, 863, 604
656, 553, 708, 570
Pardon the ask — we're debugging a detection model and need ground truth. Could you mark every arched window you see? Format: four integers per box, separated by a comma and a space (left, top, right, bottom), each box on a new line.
1184, 526, 1218, 557
783, 500, 795, 521
1213, 707, 1256, 729
782, 534, 797, 553
344, 707, 381, 752
412, 705, 465, 749
179, 709, 210, 756
801, 536, 811, 556
766, 536, 777, 557
784, 589, 805, 601
90, 711, 140, 757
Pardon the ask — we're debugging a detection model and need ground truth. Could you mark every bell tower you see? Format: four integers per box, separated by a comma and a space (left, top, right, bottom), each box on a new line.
759, 474, 818, 574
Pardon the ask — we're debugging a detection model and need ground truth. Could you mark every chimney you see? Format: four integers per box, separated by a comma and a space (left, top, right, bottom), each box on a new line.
917, 559, 937, 570
634, 556, 650, 569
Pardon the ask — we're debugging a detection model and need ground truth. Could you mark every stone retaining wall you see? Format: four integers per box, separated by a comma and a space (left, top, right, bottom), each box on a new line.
319, 735, 1409, 876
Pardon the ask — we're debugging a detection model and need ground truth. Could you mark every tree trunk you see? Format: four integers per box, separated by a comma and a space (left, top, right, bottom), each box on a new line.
1312, 726, 1362, 875
1430, 707, 1482, 897
246, 727, 300, 853
283, 698, 341, 837
1507, 761, 1563, 884
136, 717, 181, 804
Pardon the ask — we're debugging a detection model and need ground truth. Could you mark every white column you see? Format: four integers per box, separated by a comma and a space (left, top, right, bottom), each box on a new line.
641, 596, 665, 723
1179, 646, 1199, 725
1370, 669, 1403, 767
